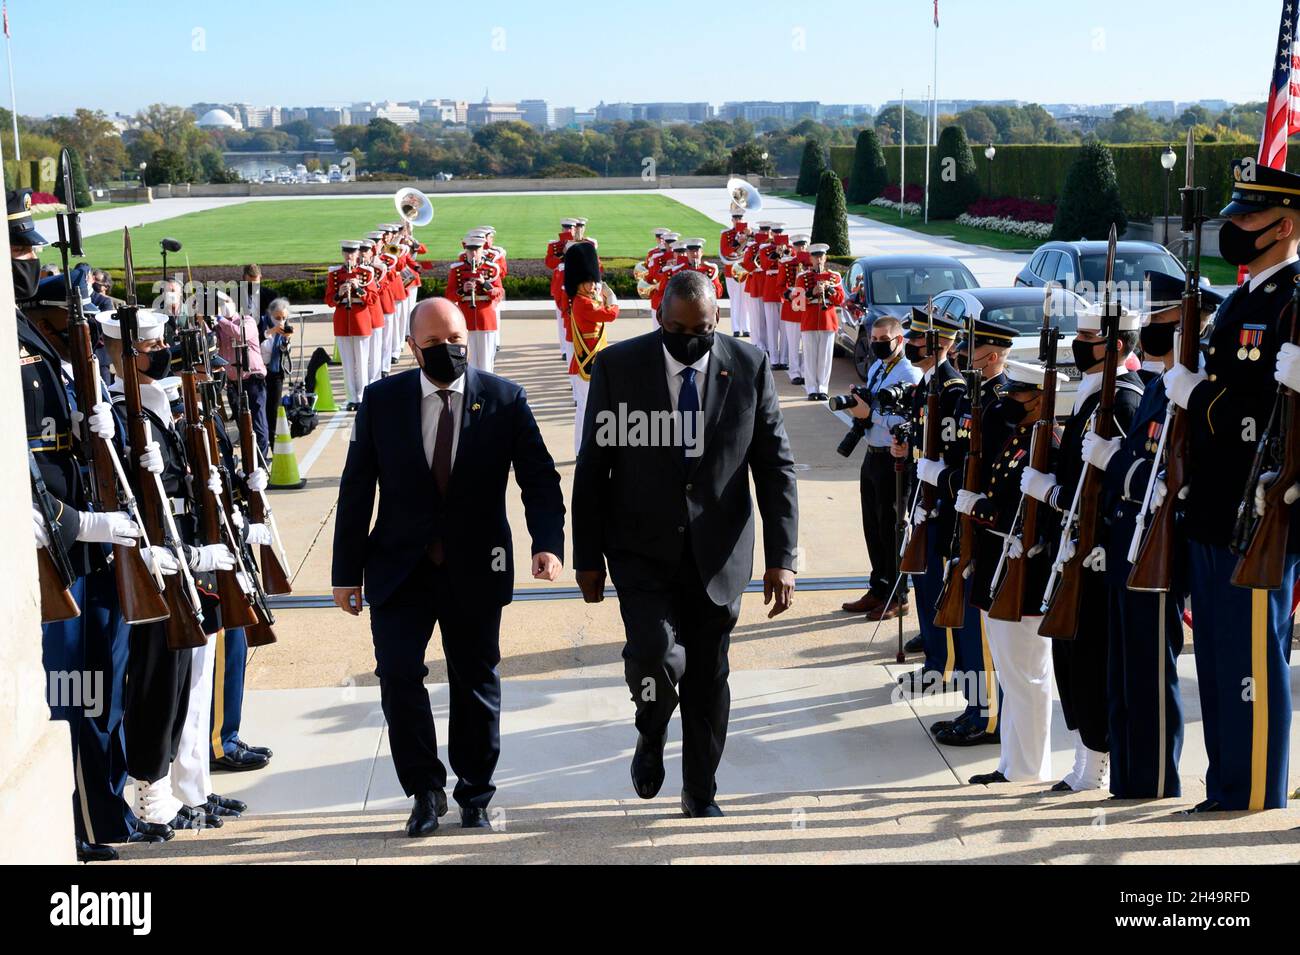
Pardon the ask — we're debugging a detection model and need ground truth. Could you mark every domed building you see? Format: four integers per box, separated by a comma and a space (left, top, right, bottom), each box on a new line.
196, 107, 243, 131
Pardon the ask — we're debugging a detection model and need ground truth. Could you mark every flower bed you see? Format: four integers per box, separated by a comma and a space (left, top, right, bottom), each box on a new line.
965, 196, 1056, 224
869, 196, 922, 216
955, 213, 1052, 240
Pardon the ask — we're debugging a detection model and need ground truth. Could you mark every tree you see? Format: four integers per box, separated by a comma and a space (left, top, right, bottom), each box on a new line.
1051, 141, 1127, 241
144, 147, 189, 185
846, 128, 888, 203
874, 105, 927, 145
928, 125, 979, 218
955, 108, 997, 146
67, 147, 92, 207
811, 170, 850, 256
795, 139, 826, 195
728, 141, 774, 176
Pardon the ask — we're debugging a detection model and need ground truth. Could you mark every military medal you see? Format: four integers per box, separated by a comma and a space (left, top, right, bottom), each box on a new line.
1146, 420, 1163, 454
1239, 324, 1265, 361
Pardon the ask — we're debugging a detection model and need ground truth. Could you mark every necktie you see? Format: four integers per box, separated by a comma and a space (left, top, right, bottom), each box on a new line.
428, 390, 454, 566
679, 367, 700, 461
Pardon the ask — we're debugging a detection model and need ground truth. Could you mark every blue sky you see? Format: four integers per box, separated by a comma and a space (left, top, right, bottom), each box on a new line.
7, 0, 1290, 115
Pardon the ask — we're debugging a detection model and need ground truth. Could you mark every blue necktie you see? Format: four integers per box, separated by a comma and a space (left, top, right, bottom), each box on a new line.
679, 367, 700, 461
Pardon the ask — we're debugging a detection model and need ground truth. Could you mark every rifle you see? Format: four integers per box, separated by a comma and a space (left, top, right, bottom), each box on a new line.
118, 229, 207, 650
234, 315, 292, 595
1128, 130, 1204, 592
989, 285, 1062, 621
52, 150, 169, 626
29, 448, 80, 622
899, 314, 941, 575
1230, 285, 1299, 589
1039, 225, 1121, 640
933, 313, 982, 628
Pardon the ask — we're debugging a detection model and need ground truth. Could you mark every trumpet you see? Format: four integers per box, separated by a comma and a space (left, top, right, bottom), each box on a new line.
382, 241, 404, 259
732, 262, 750, 283
636, 277, 657, 300
633, 261, 650, 281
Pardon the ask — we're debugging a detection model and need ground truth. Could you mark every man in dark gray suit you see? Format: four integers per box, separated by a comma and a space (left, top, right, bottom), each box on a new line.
572, 269, 799, 818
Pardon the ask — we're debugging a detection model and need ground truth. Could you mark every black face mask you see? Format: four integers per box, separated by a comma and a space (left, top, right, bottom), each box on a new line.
1001, 398, 1029, 425
1218, 217, 1284, 267
12, 258, 40, 302
1139, 321, 1177, 359
420, 341, 468, 383
139, 348, 172, 381
1071, 338, 1101, 372
662, 329, 714, 365
903, 341, 925, 364
870, 340, 896, 361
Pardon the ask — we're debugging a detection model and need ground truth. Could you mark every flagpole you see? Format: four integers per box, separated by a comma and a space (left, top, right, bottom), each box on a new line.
923, 85, 931, 224
899, 88, 905, 221
932, 10, 939, 148
4, 6, 17, 161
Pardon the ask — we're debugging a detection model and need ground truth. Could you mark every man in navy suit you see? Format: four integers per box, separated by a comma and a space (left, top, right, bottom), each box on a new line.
332, 298, 564, 836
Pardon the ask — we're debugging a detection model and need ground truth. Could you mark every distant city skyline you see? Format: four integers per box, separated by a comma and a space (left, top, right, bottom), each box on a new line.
6, 0, 1288, 116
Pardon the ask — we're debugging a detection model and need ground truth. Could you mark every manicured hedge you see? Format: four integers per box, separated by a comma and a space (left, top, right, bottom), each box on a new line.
4, 158, 57, 195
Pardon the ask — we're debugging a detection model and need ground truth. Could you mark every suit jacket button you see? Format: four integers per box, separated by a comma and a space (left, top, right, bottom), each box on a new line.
685, 483, 693, 491
677, 525, 685, 533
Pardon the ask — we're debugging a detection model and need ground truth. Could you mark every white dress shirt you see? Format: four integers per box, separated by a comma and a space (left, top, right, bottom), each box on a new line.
1247, 253, 1299, 292
420, 371, 465, 470
663, 344, 710, 412
863, 353, 922, 448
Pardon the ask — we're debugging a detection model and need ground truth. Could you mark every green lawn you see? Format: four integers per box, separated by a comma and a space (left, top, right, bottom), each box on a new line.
53, 193, 722, 268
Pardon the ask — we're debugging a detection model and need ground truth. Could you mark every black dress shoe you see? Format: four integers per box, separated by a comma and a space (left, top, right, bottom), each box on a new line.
930, 719, 956, 736
170, 805, 222, 830
206, 793, 246, 817
680, 791, 724, 818
904, 634, 924, 653
346, 402, 359, 412
1049, 779, 1074, 792
631, 733, 666, 800
969, 770, 1009, 785
1179, 799, 1224, 815
791, 376, 805, 385
211, 747, 270, 772
235, 738, 273, 758
405, 791, 441, 837
732, 331, 743, 337
128, 820, 174, 843
772, 363, 788, 371
936, 724, 1000, 747
76, 840, 119, 863
460, 807, 493, 829
895, 667, 952, 696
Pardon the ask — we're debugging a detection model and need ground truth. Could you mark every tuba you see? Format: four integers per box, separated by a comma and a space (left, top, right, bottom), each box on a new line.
726, 176, 762, 217
394, 187, 434, 227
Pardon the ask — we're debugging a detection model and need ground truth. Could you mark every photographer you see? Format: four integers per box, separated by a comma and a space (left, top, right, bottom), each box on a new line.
260, 297, 294, 438
841, 316, 922, 617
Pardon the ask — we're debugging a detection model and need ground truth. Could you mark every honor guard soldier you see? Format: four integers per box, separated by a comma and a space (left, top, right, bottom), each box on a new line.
18, 247, 154, 861
445, 234, 504, 373
777, 234, 811, 385
741, 222, 772, 358
922, 315, 1014, 746
759, 225, 790, 369
1090, 271, 1223, 799
325, 240, 376, 411
720, 211, 751, 337
795, 243, 844, 400
564, 242, 618, 455
959, 360, 1067, 784
547, 218, 577, 360
892, 307, 964, 675
1163, 159, 1300, 811
1019, 300, 1144, 792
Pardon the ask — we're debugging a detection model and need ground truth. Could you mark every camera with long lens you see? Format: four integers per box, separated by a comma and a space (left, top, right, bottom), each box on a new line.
832, 382, 915, 458
827, 384, 872, 414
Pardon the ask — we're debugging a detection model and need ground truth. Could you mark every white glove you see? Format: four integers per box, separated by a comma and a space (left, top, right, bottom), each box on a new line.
1057, 538, 1077, 566
1164, 362, 1206, 410
188, 543, 235, 572
231, 509, 245, 532
917, 458, 945, 487
32, 507, 49, 548
1081, 431, 1120, 471
911, 501, 928, 526
955, 489, 984, 516
88, 401, 116, 441
1276, 341, 1300, 392
141, 545, 179, 576
247, 467, 268, 493
247, 522, 272, 546
1152, 478, 1167, 510
1006, 535, 1025, 560
207, 469, 223, 501
1254, 470, 1300, 517
139, 441, 163, 475
76, 510, 141, 546
1020, 467, 1058, 504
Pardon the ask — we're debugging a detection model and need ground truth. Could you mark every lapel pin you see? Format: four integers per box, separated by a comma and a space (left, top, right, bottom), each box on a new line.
471, 401, 482, 412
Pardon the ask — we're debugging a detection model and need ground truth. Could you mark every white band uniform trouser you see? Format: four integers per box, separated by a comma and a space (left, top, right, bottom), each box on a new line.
782, 321, 803, 381
369, 316, 391, 381
763, 302, 786, 365
801, 329, 834, 395
725, 278, 748, 334
981, 610, 1054, 782
572, 374, 590, 456
556, 307, 570, 361
747, 290, 766, 356
171, 635, 216, 808
468, 330, 498, 374
337, 334, 371, 405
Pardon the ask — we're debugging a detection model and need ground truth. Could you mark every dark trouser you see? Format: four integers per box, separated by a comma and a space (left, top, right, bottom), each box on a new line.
369, 558, 503, 809
228, 375, 269, 458
615, 545, 741, 803
1187, 542, 1297, 810
1051, 574, 1110, 753
124, 621, 193, 784
1107, 584, 1184, 799
210, 627, 247, 759
953, 577, 999, 733
41, 567, 135, 844
264, 373, 284, 443
916, 518, 954, 678
860, 448, 907, 600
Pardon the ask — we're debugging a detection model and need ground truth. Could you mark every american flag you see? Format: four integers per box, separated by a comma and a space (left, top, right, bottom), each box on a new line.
1259, 0, 1300, 169
3, 3, 9, 39
933, 1, 939, 27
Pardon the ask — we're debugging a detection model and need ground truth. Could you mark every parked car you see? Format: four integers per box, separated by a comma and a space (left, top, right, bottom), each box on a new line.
930, 285, 1089, 393
1013, 240, 1185, 308
837, 254, 980, 379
